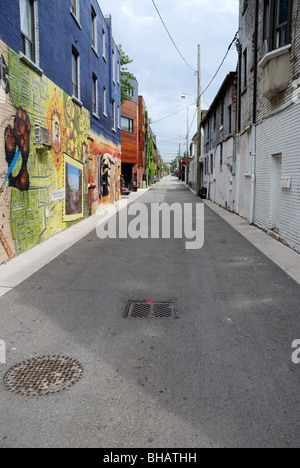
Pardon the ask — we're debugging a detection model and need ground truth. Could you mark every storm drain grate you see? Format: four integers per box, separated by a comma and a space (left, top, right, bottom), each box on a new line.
125, 301, 176, 320
3, 355, 84, 397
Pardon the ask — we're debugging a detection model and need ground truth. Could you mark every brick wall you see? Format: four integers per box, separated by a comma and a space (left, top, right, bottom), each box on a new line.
237, 0, 300, 252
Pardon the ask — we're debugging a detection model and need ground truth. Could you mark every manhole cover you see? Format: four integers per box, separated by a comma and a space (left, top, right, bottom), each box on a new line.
3, 355, 84, 396
125, 301, 177, 320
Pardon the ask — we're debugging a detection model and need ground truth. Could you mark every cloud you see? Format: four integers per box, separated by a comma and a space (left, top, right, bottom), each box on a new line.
97, 0, 239, 162
120, 1, 155, 24
217, 0, 239, 14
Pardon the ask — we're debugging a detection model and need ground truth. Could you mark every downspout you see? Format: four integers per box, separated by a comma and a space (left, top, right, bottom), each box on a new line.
250, 0, 259, 224
235, 38, 242, 214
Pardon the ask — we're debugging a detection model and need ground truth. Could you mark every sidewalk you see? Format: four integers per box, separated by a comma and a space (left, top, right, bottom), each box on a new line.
203, 199, 300, 286
0, 189, 148, 298
186, 183, 300, 285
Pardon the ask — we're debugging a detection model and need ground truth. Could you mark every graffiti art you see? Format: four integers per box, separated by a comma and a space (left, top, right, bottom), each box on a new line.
100, 153, 116, 198
0, 54, 9, 95
4, 107, 31, 191
64, 154, 83, 221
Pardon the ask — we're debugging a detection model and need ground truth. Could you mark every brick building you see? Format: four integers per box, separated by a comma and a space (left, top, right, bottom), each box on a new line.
121, 79, 147, 190
236, 0, 300, 252
202, 72, 238, 212
0, 0, 121, 263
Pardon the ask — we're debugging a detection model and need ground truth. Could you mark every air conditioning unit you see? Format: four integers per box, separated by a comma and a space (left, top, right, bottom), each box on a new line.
34, 126, 52, 149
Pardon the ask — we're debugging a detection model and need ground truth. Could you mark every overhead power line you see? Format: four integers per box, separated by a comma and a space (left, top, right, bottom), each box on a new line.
201, 30, 239, 97
151, 0, 197, 74
151, 103, 195, 124
151, 31, 239, 125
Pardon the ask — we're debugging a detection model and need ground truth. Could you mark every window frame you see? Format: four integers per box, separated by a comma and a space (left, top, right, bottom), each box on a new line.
92, 73, 99, 117
243, 48, 247, 90
220, 98, 224, 128
102, 29, 107, 61
72, 47, 80, 101
70, 0, 81, 28
71, 0, 77, 16
112, 48, 116, 84
263, 0, 292, 53
220, 143, 223, 171
228, 104, 232, 134
20, 0, 36, 63
103, 87, 107, 116
121, 116, 134, 133
91, 6, 98, 53
112, 100, 116, 131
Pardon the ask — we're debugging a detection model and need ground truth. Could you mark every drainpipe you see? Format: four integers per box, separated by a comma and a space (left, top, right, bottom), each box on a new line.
249, 0, 259, 225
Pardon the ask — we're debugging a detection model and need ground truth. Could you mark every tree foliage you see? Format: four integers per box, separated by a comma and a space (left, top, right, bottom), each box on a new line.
118, 45, 136, 103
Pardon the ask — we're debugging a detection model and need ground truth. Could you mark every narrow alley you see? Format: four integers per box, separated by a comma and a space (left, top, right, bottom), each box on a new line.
0, 177, 299, 448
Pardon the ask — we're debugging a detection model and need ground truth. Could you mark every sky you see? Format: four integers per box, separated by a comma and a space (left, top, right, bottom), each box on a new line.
97, 0, 239, 163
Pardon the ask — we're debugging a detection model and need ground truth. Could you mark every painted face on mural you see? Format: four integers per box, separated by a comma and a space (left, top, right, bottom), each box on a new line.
54, 121, 60, 144
4, 106, 31, 191
100, 153, 115, 198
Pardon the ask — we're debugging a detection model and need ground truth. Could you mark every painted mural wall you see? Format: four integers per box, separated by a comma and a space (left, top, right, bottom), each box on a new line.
0, 40, 120, 264
89, 132, 121, 214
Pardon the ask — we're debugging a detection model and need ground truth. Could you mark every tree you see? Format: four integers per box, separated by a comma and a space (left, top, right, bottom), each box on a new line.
118, 45, 136, 104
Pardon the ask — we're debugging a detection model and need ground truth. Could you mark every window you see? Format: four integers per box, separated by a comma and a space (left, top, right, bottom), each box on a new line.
127, 88, 134, 98
92, 74, 98, 116
243, 48, 247, 89
103, 87, 107, 116
121, 117, 134, 133
220, 98, 224, 127
228, 105, 232, 134
20, 0, 35, 62
263, 0, 292, 53
112, 49, 116, 83
70, 0, 80, 25
117, 61, 120, 84
112, 100, 116, 130
220, 143, 223, 170
274, 0, 290, 48
72, 48, 80, 100
213, 110, 217, 131
207, 119, 210, 142
91, 7, 97, 52
102, 30, 106, 60
71, 0, 77, 16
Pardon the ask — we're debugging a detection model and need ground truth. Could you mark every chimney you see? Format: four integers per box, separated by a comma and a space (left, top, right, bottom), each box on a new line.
104, 14, 112, 28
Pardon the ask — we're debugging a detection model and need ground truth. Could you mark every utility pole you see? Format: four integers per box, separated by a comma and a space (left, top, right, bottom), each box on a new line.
186, 106, 189, 186
196, 44, 201, 196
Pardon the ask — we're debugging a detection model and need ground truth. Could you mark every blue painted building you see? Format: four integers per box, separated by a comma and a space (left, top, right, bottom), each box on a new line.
0, 0, 121, 150
0, 0, 122, 263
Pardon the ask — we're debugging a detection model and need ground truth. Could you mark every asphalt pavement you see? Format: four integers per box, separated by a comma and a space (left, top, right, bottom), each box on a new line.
0, 177, 299, 448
